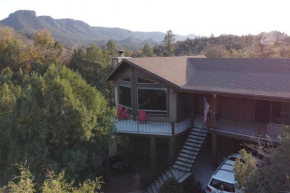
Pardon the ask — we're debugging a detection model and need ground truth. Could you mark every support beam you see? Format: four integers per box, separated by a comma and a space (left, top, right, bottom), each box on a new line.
169, 137, 176, 166
212, 94, 217, 130
212, 133, 217, 170
150, 137, 157, 170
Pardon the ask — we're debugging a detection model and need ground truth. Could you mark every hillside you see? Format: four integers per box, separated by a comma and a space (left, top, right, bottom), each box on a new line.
0, 10, 197, 48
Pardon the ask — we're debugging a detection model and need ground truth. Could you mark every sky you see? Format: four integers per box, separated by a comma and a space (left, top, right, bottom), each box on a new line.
0, 0, 290, 37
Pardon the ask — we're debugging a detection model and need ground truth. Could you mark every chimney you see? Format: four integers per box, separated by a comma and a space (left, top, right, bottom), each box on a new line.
112, 50, 130, 68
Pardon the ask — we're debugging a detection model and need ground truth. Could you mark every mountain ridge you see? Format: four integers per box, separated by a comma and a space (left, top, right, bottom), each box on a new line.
0, 10, 197, 48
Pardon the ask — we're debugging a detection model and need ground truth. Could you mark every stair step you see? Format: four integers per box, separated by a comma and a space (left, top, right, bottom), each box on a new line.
177, 156, 195, 163
190, 131, 207, 137
155, 180, 161, 190
170, 167, 186, 179
187, 138, 203, 144
188, 134, 205, 140
185, 141, 201, 148
175, 160, 192, 168
158, 176, 164, 185
166, 169, 174, 178
151, 183, 158, 193
192, 128, 207, 134
173, 164, 191, 172
162, 173, 168, 181
181, 149, 198, 155
179, 153, 196, 159
147, 186, 154, 193
183, 145, 200, 151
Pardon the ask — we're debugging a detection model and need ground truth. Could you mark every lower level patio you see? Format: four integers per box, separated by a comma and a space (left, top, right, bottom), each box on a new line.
115, 118, 191, 136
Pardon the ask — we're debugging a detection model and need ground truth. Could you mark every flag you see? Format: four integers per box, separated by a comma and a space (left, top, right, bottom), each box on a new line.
204, 98, 210, 122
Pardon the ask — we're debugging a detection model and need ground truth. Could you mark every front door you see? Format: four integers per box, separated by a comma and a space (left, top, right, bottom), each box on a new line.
254, 100, 271, 124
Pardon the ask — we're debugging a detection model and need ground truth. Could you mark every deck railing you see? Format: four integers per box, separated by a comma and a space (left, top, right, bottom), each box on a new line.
193, 116, 284, 141
115, 118, 192, 136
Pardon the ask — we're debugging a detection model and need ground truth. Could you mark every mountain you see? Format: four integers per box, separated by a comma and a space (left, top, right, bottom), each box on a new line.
0, 10, 197, 48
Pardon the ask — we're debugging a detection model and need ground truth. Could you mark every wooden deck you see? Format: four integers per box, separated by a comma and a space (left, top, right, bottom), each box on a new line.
115, 118, 192, 136
194, 117, 284, 141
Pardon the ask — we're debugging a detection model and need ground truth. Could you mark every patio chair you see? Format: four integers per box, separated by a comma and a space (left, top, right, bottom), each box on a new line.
117, 105, 123, 117
138, 110, 148, 123
118, 108, 128, 120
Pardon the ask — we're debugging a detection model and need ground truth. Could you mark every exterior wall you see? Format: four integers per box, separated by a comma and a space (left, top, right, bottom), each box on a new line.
112, 63, 178, 123
219, 96, 254, 122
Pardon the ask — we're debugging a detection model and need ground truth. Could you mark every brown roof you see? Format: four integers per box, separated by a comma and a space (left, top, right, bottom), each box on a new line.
106, 57, 290, 100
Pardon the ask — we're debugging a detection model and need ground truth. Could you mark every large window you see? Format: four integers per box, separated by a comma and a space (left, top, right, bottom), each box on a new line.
138, 88, 167, 115
272, 102, 289, 118
118, 85, 131, 108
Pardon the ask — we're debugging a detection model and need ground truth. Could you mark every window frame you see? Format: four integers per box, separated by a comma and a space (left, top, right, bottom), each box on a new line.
118, 84, 132, 110
137, 87, 168, 115
119, 76, 131, 84
136, 76, 160, 85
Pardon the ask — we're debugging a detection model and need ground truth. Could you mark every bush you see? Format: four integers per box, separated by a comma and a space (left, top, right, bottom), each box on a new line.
159, 177, 184, 193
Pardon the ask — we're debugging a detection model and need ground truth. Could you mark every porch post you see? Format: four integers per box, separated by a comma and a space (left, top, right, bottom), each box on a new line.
212, 132, 217, 170
131, 67, 137, 120
150, 137, 157, 170
169, 137, 176, 166
213, 94, 217, 130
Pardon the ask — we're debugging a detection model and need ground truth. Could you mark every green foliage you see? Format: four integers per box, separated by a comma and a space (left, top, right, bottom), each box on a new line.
69, 45, 113, 100
1, 163, 103, 193
0, 162, 36, 193
0, 65, 114, 185
159, 178, 184, 193
33, 29, 54, 48
233, 149, 257, 188
163, 30, 176, 56
234, 126, 290, 192
106, 40, 118, 56
142, 43, 153, 57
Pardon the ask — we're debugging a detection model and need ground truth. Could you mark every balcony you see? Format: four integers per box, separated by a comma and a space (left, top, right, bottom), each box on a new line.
194, 117, 284, 141
115, 118, 192, 136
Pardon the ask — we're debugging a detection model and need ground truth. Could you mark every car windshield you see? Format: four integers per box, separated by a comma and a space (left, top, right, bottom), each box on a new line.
210, 178, 235, 192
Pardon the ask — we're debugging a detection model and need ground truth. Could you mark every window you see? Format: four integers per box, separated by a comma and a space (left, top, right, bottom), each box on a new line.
272, 102, 289, 118
118, 85, 131, 108
120, 77, 131, 83
138, 88, 167, 115
137, 76, 159, 84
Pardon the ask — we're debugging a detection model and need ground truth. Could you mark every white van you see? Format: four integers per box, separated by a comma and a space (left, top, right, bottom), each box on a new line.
205, 154, 240, 193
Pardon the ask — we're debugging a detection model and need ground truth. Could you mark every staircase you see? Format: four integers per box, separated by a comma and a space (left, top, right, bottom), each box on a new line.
144, 127, 207, 193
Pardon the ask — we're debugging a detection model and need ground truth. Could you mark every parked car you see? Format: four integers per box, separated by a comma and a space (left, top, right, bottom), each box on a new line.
205, 153, 241, 193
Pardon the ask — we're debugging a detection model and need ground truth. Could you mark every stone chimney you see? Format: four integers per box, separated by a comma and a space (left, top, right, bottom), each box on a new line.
112, 50, 130, 67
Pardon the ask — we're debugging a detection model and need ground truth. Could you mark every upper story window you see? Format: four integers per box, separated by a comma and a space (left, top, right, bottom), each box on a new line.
120, 77, 131, 83
118, 85, 131, 108
137, 88, 167, 115
137, 76, 159, 84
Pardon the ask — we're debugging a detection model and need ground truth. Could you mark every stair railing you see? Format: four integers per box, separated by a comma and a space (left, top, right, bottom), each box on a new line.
144, 119, 193, 188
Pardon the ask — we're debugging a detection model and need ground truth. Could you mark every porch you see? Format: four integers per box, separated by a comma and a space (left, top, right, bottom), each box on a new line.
115, 118, 192, 136
194, 117, 284, 141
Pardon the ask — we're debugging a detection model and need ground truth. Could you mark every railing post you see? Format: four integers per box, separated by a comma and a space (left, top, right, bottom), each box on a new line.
171, 122, 175, 135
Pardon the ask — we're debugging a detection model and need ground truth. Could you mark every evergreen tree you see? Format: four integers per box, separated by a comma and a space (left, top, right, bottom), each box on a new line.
142, 43, 153, 57
163, 30, 176, 56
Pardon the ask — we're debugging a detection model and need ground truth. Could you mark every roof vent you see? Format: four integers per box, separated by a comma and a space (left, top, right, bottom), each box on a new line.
119, 50, 124, 57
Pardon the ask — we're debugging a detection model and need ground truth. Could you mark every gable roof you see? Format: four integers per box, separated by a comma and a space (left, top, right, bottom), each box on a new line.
106, 57, 290, 100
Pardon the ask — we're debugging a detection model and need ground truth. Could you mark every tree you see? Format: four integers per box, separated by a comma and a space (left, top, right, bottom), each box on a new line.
163, 30, 176, 56
0, 65, 115, 184
142, 43, 153, 57
0, 162, 104, 192
33, 29, 54, 48
106, 40, 118, 56
233, 126, 290, 192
